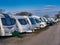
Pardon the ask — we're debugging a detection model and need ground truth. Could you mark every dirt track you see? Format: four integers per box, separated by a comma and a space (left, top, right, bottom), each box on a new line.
0, 22, 60, 45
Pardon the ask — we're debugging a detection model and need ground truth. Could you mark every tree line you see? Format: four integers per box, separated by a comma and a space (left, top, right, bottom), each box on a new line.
0, 9, 60, 19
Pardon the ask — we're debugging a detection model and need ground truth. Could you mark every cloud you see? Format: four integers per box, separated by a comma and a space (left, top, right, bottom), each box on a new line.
32, 5, 60, 17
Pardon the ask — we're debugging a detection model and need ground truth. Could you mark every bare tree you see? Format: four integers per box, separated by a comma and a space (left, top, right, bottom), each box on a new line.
0, 9, 5, 14
55, 11, 60, 19
16, 12, 32, 16
43, 15, 49, 18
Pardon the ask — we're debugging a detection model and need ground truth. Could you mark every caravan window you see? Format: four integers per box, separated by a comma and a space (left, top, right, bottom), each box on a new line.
11, 18, 16, 25
3, 14, 10, 18
40, 18, 43, 21
1, 18, 16, 26
18, 19, 27, 25
35, 18, 40, 23
40, 18, 46, 22
29, 18, 36, 24
1, 18, 6, 25
42, 18, 49, 22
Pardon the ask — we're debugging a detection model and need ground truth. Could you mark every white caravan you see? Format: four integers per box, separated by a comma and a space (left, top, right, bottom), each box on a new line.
24, 16, 38, 30
13, 16, 32, 33
48, 18, 56, 23
0, 14, 17, 36
32, 16, 41, 29
32, 16, 47, 28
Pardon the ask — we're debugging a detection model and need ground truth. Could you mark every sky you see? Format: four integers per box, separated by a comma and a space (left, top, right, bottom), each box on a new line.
0, 0, 60, 16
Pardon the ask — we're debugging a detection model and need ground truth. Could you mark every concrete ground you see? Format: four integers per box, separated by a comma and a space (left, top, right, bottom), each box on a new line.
0, 22, 60, 45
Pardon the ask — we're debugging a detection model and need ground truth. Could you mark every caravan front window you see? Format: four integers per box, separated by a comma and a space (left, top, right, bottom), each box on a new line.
1, 18, 6, 25
35, 18, 40, 23
29, 18, 36, 24
1, 18, 16, 26
41, 18, 46, 22
11, 18, 16, 25
40, 18, 43, 21
18, 19, 27, 25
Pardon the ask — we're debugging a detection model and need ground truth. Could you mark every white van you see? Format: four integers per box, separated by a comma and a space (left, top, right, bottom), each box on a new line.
0, 14, 17, 36
13, 16, 32, 33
